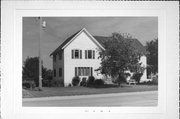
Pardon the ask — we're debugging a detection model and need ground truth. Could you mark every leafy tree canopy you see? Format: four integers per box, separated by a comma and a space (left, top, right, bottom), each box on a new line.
99, 33, 143, 81
22, 57, 52, 86
146, 38, 158, 75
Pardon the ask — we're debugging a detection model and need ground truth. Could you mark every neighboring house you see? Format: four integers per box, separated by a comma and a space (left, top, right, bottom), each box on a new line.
50, 28, 147, 86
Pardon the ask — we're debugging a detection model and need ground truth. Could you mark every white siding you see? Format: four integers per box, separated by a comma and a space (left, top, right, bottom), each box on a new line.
139, 55, 148, 82
64, 31, 102, 86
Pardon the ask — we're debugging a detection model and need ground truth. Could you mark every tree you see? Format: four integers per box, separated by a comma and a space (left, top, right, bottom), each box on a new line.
22, 57, 52, 87
99, 33, 143, 85
146, 38, 158, 76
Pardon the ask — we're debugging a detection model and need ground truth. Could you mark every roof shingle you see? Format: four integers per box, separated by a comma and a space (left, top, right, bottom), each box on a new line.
94, 36, 146, 55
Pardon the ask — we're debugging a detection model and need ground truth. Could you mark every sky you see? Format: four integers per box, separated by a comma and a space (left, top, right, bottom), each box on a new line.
23, 17, 158, 69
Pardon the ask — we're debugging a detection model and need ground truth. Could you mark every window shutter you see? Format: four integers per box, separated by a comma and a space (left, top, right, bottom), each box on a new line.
75, 67, 77, 76
85, 50, 87, 59
93, 50, 95, 59
87, 67, 91, 76
91, 67, 93, 76
78, 67, 81, 76
80, 50, 82, 59
72, 50, 74, 59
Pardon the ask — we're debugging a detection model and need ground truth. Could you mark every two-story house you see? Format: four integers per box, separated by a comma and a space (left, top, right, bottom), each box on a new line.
50, 28, 147, 86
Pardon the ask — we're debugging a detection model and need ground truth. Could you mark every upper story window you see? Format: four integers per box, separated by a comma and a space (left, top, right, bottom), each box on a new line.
72, 49, 82, 59
85, 50, 95, 59
53, 54, 56, 62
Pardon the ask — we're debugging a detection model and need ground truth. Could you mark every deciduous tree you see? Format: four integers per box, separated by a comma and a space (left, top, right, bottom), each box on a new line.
22, 57, 52, 87
146, 38, 158, 75
99, 33, 143, 84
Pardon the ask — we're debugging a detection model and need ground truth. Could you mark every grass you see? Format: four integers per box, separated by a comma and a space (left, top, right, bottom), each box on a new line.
23, 84, 158, 98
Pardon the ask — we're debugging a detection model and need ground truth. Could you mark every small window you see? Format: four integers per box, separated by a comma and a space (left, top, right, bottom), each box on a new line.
85, 50, 95, 59
59, 68, 62, 77
88, 50, 92, 59
75, 50, 79, 59
72, 49, 82, 59
53, 54, 56, 62
54, 69, 56, 77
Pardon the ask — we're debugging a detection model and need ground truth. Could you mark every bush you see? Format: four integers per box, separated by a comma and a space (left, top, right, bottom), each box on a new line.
87, 76, 95, 86
80, 77, 87, 86
50, 80, 64, 87
93, 79, 104, 86
115, 73, 126, 86
68, 83, 72, 87
42, 79, 51, 87
22, 80, 36, 90
132, 73, 143, 83
152, 76, 158, 85
72, 76, 80, 86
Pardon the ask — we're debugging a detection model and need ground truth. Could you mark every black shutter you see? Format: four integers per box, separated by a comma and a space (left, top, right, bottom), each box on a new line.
85, 50, 87, 59
75, 67, 77, 76
72, 50, 74, 59
80, 50, 82, 59
93, 50, 95, 59
91, 67, 93, 76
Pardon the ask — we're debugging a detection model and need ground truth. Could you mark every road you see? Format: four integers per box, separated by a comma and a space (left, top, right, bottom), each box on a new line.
22, 91, 157, 107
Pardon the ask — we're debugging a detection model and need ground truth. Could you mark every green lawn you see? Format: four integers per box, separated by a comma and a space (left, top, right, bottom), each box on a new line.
23, 84, 158, 98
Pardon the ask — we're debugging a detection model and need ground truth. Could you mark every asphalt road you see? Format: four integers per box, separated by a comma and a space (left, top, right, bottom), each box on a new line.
22, 91, 157, 107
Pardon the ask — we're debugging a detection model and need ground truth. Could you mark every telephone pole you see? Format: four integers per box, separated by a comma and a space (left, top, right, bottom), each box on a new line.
39, 17, 43, 91
38, 17, 46, 91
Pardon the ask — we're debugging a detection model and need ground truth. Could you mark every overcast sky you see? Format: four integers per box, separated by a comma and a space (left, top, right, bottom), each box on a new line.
23, 17, 158, 69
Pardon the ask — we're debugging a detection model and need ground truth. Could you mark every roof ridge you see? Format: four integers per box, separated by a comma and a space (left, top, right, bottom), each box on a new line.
50, 28, 83, 56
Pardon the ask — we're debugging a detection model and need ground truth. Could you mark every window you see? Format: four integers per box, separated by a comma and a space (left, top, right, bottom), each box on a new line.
59, 68, 62, 77
88, 50, 92, 59
85, 50, 95, 59
72, 49, 82, 59
54, 69, 56, 77
75, 50, 79, 58
53, 54, 56, 62
75, 67, 93, 76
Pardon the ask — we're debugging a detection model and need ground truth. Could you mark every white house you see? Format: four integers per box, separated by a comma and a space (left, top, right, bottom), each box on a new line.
50, 28, 147, 86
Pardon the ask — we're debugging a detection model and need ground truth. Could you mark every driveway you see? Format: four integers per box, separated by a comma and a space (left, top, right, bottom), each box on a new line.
22, 91, 158, 107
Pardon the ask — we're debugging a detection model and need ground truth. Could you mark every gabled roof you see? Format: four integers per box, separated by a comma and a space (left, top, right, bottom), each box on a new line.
50, 28, 105, 56
50, 28, 146, 56
50, 29, 82, 56
93, 36, 146, 55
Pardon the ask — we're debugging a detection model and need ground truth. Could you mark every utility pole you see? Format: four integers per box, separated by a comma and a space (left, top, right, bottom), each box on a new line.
38, 17, 46, 91
38, 17, 42, 91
